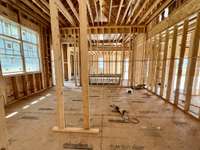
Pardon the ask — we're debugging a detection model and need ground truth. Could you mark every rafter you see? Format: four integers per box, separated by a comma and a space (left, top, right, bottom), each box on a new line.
93, 0, 99, 24
39, 0, 49, 9
115, 0, 124, 24
99, 0, 103, 24
145, 0, 174, 24
120, 0, 134, 25
65, 0, 80, 22
108, 0, 113, 23
131, 0, 149, 24
55, 0, 76, 26
126, 0, 141, 24
32, 0, 49, 15
87, 0, 94, 26
138, 0, 168, 24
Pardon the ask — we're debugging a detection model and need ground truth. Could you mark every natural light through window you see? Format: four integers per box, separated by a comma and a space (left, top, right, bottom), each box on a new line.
0, 16, 40, 75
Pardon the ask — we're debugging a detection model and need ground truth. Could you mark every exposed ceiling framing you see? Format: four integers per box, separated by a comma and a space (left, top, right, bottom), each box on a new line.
18, 0, 173, 27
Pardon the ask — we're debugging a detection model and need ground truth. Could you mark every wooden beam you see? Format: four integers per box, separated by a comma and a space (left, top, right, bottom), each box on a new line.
174, 19, 189, 105
166, 25, 178, 101
126, 0, 141, 24
32, 0, 50, 15
149, 0, 200, 36
55, 0, 76, 26
184, 13, 200, 111
154, 34, 162, 94
79, 0, 90, 129
160, 30, 169, 97
130, 0, 149, 24
62, 25, 145, 34
99, 0, 103, 25
87, 0, 94, 26
65, 0, 80, 22
89, 46, 130, 51
0, 64, 8, 150
145, 0, 173, 24
39, 0, 50, 9
73, 30, 77, 86
121, 33, 125, 85
93, 0, 98, 25
12, 77, 19, 99
50, 0, 65, 129
121, 0, 134, 25
115, 0, 124, 24
138, 0, 164, 24
108, 0, 113, 23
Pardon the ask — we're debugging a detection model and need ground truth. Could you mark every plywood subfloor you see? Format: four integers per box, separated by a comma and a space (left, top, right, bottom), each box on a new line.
5, 85, 200, 150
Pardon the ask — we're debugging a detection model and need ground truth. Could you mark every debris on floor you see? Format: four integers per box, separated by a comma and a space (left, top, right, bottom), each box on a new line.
110, 144, 144, 150
63, 143, 93, 150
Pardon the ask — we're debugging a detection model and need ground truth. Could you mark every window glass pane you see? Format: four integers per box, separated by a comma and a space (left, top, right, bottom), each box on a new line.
23, 42, 40, 72
0, 38, 4, 49
0, 38, 23, 74
0, 20, 3, 34
11, 24, 20, 39
3, 22, 11, 36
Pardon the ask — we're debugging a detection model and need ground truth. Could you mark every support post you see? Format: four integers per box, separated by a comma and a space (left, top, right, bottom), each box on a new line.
79, 0, 90, 129
50, 0, 65, 129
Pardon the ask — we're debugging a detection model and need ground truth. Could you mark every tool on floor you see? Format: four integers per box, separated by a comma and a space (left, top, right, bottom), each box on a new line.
110, 104, 140, 124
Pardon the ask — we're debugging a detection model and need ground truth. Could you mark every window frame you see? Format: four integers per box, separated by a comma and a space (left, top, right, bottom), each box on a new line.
0, 15, 41, 76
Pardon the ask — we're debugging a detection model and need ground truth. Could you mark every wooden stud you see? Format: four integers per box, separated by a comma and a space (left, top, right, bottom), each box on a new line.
12, 76, 19, 99
174, 19, 189, 105
74, 29, 77, 86
166, 26, 178, 101
0, 63, 8, 149
160, 31, 169, 97
184, 13, 200, 111
154, 34, 162, 94
121, 33, 125, 86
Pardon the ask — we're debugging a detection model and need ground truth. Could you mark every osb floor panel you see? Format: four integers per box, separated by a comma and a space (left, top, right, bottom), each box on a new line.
5, 86, 200, 150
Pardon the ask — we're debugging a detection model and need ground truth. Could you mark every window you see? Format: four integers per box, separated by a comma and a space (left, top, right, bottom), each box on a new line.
98, 57, 104, 73
0, 16, 40, 75
22, 27, 40, 72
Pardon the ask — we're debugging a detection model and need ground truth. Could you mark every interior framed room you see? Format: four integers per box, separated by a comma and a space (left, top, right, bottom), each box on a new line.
0, 0, 200, 150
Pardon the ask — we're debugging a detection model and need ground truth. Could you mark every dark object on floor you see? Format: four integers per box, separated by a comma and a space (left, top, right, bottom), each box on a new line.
39, 108, 54, 111
72, 99, 82, 101
0, 148, 6, 150
20, 116, 39, 120
63, 143, 92, 150
128, 89, 132, 94
133, 84, 146, 90
157, 83, 161, 86
110, 104, 140, 124
110, 104, 127, 116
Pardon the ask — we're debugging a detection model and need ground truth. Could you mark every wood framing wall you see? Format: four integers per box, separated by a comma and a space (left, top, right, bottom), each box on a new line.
132, 1, 200, 119
132, 33, 146, 86
0, 1, 52, 106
